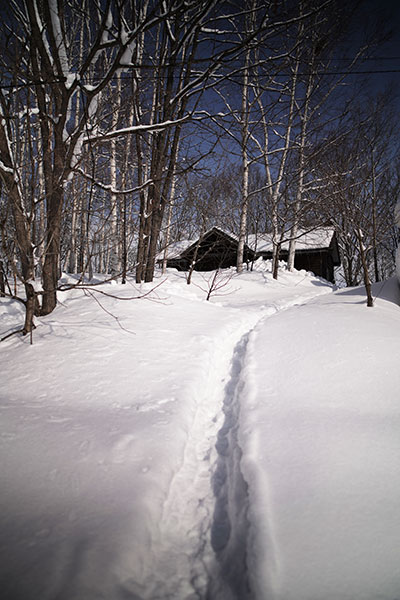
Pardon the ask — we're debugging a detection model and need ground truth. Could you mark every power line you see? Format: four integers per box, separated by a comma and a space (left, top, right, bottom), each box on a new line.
334, 56, 400, 61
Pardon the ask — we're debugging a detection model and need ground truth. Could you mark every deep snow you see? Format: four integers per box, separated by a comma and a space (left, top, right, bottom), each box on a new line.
1, 263, 400, 599
239, 277, 400, 600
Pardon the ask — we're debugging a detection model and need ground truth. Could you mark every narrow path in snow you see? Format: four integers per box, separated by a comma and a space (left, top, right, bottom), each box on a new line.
204, 293, 330, 599
132, 318, 262, 600
207, 333, 253, 600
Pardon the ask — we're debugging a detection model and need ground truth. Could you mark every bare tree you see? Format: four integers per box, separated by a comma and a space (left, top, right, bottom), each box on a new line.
314, 90, 399, 292
0, 0, 191, 331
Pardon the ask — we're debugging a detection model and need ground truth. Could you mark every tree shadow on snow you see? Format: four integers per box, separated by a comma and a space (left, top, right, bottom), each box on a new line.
335, 277, 400, 307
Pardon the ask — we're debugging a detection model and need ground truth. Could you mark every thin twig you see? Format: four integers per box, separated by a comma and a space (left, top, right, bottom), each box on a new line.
0, 328, 24, 342
84, 289, 136, 335
69, 278, 167, 302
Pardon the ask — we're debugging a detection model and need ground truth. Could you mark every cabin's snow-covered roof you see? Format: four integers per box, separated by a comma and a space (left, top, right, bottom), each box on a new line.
158, 227, 336, 262
157, 227, 240, 261
156, 239, 196, 261
247, 228, 336, 253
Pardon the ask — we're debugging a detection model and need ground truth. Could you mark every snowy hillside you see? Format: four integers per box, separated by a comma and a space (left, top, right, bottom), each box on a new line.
1, 263, 400, 600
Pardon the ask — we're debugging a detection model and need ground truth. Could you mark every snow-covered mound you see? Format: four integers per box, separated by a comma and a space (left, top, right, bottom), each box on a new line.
239, 277, 400, 599
1, 266, 399, 599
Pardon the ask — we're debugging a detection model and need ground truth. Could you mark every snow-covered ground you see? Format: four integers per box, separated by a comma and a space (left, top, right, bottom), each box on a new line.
1, 262, 400, 599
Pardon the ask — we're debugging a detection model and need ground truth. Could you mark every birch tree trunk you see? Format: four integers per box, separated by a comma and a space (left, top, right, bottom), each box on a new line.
162, 169, 178, 274
253, 29, 299, 279
287, 8, 309, 271
270, 65, 298, 279
236, 26, 251, 273
370, 150, 380, 282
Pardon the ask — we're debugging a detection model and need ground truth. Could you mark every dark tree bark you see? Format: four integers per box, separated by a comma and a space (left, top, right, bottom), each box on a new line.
357, 228, 374, 307
0, 260, 5, 298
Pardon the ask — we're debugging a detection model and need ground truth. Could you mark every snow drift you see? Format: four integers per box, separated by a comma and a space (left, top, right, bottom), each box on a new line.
1, 266, 400, 599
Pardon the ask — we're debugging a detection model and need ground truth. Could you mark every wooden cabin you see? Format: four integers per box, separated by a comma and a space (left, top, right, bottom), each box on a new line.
247, 228, 341, 283
159, 226, 341, 283
157, 227, 255, 271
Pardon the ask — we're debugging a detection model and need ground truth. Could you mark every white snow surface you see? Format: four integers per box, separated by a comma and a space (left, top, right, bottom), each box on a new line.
1, 263, 400, 600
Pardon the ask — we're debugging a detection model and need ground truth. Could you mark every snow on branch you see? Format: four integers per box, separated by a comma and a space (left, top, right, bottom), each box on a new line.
83, 116, 190, 143
75, 167, 157, 195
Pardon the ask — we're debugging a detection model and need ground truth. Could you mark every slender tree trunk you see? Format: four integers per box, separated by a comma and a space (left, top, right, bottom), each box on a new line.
288, 67, 311, 269
357, 228, 373, 307
134, 131, 148, 283
121, 194, 127, 283
370, 155, 380, 282
23, 282, 37, 336
273, 241, 281, 280
67, 169, 81, 275
237, 2, 253, 273
41, 186, 63, 315
144, 122, 184, 282
162, 170, 178, 274
288, 6, 308, 271
78, 195, 87, 274
187, 228, 205, 285
0, 260, 5, 297
109, 82, 121, 276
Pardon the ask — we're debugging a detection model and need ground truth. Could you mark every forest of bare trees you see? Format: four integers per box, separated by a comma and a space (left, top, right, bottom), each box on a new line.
0, 0, 399, 333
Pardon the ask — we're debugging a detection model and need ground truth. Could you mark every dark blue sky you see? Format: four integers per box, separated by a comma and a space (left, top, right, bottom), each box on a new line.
367, 0, 400, 92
